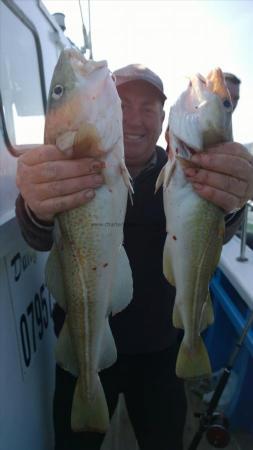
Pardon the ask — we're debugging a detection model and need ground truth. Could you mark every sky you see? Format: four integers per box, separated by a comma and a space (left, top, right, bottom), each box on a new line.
43, 0, 253, 147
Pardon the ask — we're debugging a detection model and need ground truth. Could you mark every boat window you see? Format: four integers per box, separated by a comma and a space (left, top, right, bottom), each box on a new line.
0, 1, 45, 153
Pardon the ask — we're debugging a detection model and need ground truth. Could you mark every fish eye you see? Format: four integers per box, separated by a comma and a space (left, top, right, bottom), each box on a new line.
52, 84, 64, 99
223, 99, 231, 108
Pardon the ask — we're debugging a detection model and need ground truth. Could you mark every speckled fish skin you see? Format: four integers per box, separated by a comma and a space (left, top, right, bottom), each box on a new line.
156, 68, 233, 379
44, 49, 133, 432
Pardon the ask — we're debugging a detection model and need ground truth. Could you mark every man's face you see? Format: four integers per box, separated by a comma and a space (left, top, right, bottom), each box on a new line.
117, 80, 165, 171
226, 79, 240, 111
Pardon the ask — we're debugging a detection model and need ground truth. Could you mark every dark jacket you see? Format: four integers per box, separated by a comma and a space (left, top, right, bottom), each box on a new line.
110, 147, 178, 353
15, 146, 244, 354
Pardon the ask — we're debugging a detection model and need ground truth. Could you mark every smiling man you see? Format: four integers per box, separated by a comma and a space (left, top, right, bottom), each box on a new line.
114, 64, 165, 177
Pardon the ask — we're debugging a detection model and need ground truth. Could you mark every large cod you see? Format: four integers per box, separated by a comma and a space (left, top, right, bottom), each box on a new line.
156, 69, 233, 379
44, 49, 133, 432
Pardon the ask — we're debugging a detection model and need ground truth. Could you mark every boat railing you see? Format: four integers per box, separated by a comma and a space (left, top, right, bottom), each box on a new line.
237, 200, 253, 261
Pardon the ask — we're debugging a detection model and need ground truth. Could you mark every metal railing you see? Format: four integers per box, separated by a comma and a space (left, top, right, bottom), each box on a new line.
237, 200, 253, 262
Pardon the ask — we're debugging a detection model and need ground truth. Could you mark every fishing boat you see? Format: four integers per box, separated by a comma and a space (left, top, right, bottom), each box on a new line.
0, 2, 69, 449
0, 1, 252, 449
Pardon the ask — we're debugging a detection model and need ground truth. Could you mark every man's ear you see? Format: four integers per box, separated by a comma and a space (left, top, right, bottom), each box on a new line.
159, 109, 165, 135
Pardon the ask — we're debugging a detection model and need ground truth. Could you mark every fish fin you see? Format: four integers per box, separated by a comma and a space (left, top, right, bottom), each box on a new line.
176, 336, 211, 379
164, 159, 176, 188
163, 237, 175, 286
119, 160, 134, 203
155, 159, 176, 193
55, 320, 79, 376
98, 319, 117, 371
199, 293, 214, 333
155, 165, 166, 193
110, 247, 133, 316
213, 222, 225, 269
176, 155, 200, 170
172, 303, 184, 329
73, 122, 104, 158
56, 131, 76, 155
71, 375, 109, 433
45, 243, 66, 311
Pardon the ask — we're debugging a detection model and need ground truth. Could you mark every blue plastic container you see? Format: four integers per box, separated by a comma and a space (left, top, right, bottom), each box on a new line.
204, 268, 253, 433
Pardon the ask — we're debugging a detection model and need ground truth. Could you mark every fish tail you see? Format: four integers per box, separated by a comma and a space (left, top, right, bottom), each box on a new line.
71, 374, 109, 433
172, 303, 183, 328
176, 335, 211, 379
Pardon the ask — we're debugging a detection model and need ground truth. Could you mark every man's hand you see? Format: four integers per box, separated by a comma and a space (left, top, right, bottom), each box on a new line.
183, 142, 253, 213
16, 145, 105, 222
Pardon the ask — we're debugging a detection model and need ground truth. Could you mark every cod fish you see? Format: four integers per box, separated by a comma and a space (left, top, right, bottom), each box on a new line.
156, 69, 233, 379
44, 49, 133, 432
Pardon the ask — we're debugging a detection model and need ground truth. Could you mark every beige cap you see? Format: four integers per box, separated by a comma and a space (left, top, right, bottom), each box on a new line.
113, 64, 167, 101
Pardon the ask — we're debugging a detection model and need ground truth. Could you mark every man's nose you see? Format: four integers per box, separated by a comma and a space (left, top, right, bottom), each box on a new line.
123, 107, 143, 127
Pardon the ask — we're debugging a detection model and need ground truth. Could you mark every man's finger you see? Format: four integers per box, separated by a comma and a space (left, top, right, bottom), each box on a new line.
184, 168, 248, 199
205, 142, 253, 162
19, 145, 72, 165
191, 152, 253, 181
29, 189, 96, 219
191, 183, 244, 213
17, 158, 105, 184
31, 174, 104, 201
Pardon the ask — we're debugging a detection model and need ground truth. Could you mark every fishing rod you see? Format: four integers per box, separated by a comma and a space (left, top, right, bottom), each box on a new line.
188, 309, 253, 450
79, 0, 93, 59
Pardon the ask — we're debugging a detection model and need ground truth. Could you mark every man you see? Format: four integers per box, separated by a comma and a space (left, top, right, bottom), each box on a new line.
15, 64, 253, 450
224, 72, 241, 111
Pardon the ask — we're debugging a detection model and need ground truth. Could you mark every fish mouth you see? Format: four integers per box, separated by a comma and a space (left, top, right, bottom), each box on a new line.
177, 137, 197, 159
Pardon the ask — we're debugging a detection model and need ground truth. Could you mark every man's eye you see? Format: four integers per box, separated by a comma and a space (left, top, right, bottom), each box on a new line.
144, 107, 155, 114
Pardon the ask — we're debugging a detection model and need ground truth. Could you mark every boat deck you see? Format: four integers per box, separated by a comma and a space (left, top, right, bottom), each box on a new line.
101, 386, 253, 450
184, 381, 253, 450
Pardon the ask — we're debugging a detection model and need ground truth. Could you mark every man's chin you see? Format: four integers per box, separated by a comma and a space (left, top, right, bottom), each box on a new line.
124, 141, 147, 157
124, 140, 143, 152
